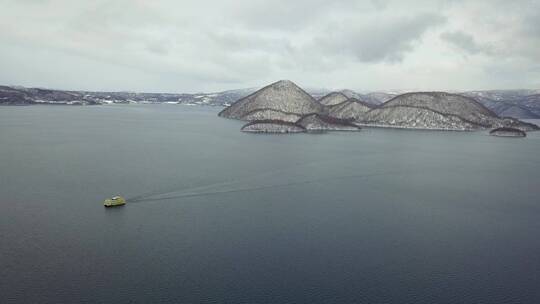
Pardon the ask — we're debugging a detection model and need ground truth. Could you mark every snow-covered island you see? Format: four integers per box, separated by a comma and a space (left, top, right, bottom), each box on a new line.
489, 127, 527, 137
241, 120, 307, 133
219, 80, 539, 134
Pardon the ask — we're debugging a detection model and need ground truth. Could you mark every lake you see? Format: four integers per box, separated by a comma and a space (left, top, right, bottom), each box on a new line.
1, 105, 540, 303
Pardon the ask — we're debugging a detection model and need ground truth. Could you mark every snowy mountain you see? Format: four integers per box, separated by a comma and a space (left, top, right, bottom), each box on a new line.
218, 81, 539, 132
218, 80, 325, 121
460, 90, 540, 119
2, 84, 539, 121
0, 85, 256, 106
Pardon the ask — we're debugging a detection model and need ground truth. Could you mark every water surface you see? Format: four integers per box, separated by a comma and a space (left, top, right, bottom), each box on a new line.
1, 105, 540, 303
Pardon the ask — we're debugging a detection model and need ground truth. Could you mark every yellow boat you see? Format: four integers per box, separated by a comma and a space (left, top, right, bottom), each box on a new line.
104, 196, 126, 207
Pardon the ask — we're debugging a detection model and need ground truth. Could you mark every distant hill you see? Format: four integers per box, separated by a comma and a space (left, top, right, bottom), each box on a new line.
0, 85, 256, 106
218, 81, 539, 132
358, 92, 537, 131
327, 98, 374, 121
218, 80, 325, 121
2, 83, 540, 121
361, 105, 480, 130
460, 90, 540, 119
318, 92, 349, 106
340, 90, 397, 106
382, 92, 497, 126
220, 80, 364, 133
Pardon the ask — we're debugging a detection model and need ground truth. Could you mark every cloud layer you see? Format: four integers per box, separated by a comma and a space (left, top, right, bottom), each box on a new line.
0, 0, 539, 92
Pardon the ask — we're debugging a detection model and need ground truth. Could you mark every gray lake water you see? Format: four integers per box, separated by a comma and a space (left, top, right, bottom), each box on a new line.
1, 105, 540, 303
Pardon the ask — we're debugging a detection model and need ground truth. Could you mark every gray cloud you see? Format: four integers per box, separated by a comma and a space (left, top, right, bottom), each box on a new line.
315, 13, 446, 63
440, 31, 491, 55
230, 0, 376, 31
0, 0, 539, 92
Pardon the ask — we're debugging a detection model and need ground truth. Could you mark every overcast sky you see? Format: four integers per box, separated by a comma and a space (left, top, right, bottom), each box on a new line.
1, 0, 539, 93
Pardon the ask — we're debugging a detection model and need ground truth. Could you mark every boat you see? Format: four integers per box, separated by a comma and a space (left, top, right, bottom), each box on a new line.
104, 196, 126, 207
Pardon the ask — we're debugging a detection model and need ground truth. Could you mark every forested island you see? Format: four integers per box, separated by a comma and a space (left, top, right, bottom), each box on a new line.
219, 80, 539, 133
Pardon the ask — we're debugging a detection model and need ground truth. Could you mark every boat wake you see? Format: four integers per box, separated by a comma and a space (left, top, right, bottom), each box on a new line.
127, 171, 399, 204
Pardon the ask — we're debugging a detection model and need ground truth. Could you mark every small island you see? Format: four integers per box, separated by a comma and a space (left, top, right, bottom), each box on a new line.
489, 127, 527, 137
241, 120, 306, 133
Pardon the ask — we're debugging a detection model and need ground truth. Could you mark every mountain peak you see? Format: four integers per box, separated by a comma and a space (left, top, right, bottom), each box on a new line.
218, 80, 324, 120
270, 79, 298, 88
275, 79, 294, 84
319, 92, 349, 106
